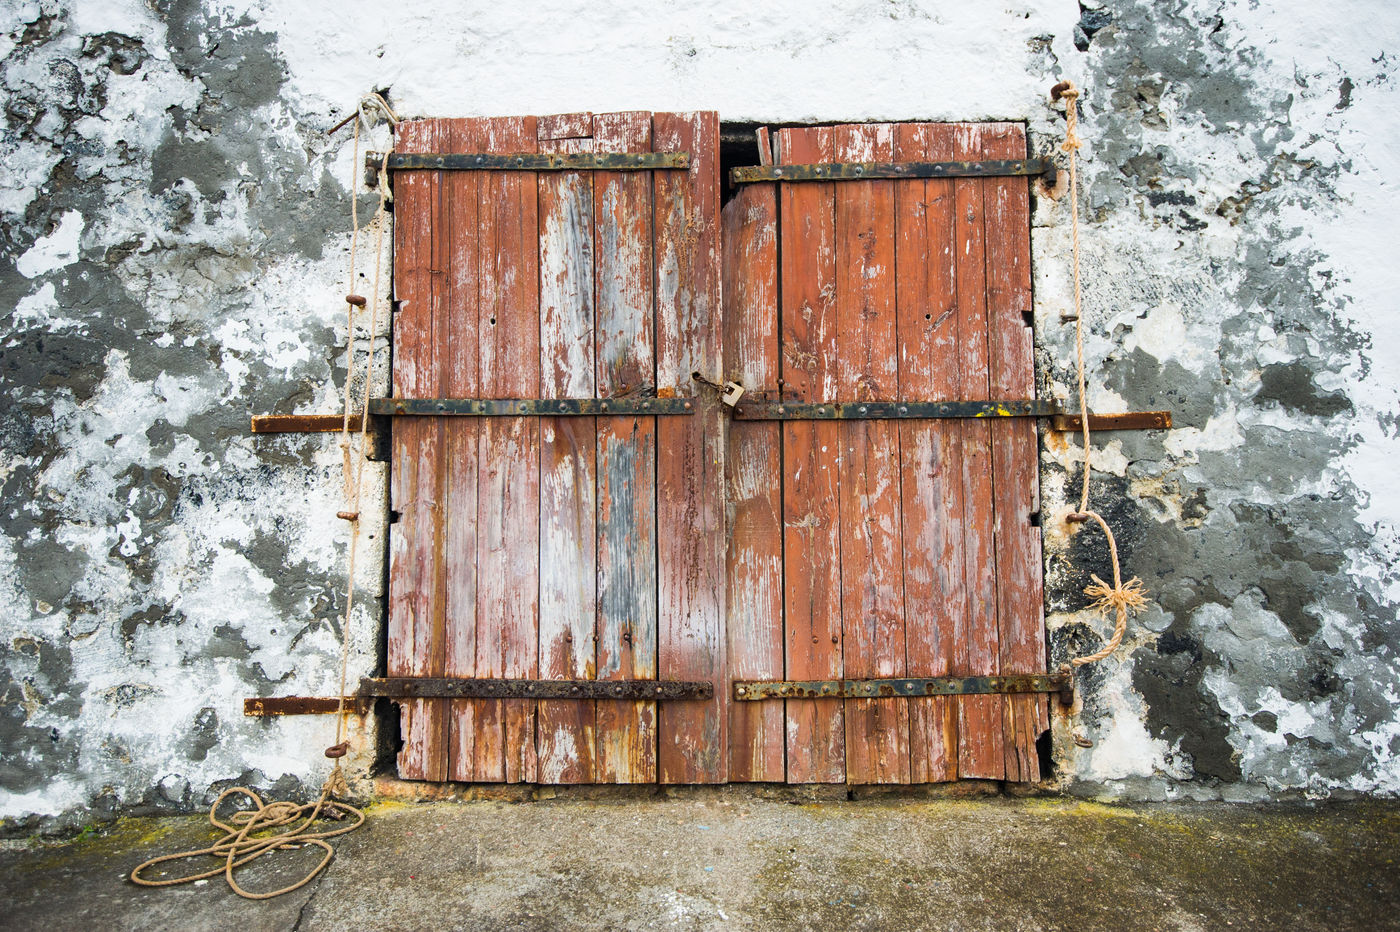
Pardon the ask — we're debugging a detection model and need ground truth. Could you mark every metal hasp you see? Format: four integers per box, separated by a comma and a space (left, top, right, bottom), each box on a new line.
731, 158, 1055, 185
368, 397, 697, 417
733, 674, 1073, 706
359, 677, 714, 701
386, 152, 691, 172
730, 399, 1060, 420
1051, 410, 1173, 432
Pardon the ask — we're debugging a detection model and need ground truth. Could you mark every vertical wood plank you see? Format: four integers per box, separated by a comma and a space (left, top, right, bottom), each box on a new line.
388, 118, 449, 781
983, 122, 1048, 782
722, 182, 784, 783
895, 123, 961, 783
654, 110, 726, 783
833, 123, 909, 785
537, 116, 598, 784
441, 118, 485, 784
594, 111, 658, 784
475, 115, 541, 783
777, 125, 845, 784
952, 124, 1005, 780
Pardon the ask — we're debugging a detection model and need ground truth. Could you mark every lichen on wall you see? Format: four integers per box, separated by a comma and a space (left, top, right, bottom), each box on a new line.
0, 0, 1396, 828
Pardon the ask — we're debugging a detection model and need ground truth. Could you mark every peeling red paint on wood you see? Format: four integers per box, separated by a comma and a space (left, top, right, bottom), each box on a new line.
778, 125, 845, 784
655, 111, 727, 784
594, 111, 658, 784
723, 182, 785, 783
896, 122, 960, 783
388, 115, 1042, 787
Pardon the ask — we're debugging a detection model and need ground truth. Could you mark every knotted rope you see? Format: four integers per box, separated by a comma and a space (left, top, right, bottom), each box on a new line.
131, 93, 396, 898
1051, 80, 1151, 669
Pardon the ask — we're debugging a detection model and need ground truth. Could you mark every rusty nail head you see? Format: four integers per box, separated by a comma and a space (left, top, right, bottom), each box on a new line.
345, 294, 367, 307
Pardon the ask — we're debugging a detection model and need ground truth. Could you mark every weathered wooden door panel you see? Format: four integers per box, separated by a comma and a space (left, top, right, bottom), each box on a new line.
391, 114, 1043, 785
723, 121, 1047, 785
389, 112, 721, 784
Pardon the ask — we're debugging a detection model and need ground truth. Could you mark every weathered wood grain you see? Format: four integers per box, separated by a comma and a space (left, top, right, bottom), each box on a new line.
389, 118, 449, 782
833, 123, 910, 786
475, 115, 541, 783
952, 123, 1005, 780
593, 111, 659, 784
536, 116, 598, 784
983, 122, 1048, 782
895, 123, 961, 783
439, 118, 486, 783
778, 125, 845, 784
722, 181, 785, 783
655, 111, 726, 783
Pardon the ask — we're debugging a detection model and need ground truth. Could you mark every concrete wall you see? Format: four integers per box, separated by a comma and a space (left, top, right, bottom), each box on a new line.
2, 0, 1396, 829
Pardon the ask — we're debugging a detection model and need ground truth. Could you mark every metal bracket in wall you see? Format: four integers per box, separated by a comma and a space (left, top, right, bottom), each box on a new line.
384, 152, 691, 172
730, 158, 1055, 185
730, 399, 1060, 420
244, 696, 371, 716
368, 397, 697, 417
733, 674, 1073, 705
249, 412, 391, 461
359, 677, 713, 701
1050, 411, 1173, 432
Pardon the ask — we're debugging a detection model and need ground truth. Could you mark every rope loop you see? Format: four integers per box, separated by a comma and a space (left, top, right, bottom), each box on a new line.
1052, 79, 1152, 672
134, 91, 387, 898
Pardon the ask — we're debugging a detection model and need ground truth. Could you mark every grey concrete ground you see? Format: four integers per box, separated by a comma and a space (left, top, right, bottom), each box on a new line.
2, 792, 1397, 931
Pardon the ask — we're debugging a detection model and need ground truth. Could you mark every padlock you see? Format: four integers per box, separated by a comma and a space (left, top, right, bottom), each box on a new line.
720, 381, 745, 407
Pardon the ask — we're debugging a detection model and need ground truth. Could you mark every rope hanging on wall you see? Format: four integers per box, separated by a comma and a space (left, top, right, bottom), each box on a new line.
1051, 80, 1151, 672
131, 93, 396, 899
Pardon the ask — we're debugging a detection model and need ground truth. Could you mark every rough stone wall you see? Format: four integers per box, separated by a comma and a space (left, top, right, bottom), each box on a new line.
1, 0, 1395, 828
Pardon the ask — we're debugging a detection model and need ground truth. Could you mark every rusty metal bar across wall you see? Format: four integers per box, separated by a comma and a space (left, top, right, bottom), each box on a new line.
730, 399, 1060, 420
360, 677, 714, 701
733, 674, 1072, 704
385, 152, 691, 172
1051, 411, 1173, 431
731, 158, 1055, 185
244, 696, 371, 716
368, 397, 697, 417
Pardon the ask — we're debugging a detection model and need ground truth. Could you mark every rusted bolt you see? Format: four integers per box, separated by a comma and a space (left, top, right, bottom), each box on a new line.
345, 294, 368, 307
324, 742, 350, 759
337, 510, 360, 522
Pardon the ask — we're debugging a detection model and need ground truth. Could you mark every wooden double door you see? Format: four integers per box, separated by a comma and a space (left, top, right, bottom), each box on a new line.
387, 111, 1047, 786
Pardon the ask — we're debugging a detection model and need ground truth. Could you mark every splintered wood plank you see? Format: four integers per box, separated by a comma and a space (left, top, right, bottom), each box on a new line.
536, 116, 597, 784
475, 115, 541, 783
778, 125, 844, 784
833, 123, 909, 785
593, 111, 658, 784
952, 123, 1005, 779
983, 122, 1048, 782
895, 123, 961, 783
441, 118, 485, 784
654, 111, 726, 783
388, 118, 449, 781
722, 181, 784, 783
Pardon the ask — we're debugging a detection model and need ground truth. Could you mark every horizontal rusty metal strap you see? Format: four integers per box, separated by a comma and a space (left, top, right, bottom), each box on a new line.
1050, 411, 1173, 431
731, 158, 1055, 184
730, 399, 1059, 420
251, 413, 365, 433
244, 696, 370, 716
359, 677, 714, 701
733, 674, 1071, 701
385, 152, 690, 172
368, 397, 697, 417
